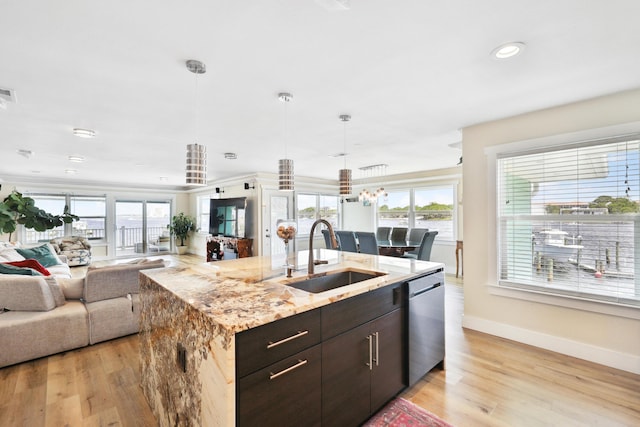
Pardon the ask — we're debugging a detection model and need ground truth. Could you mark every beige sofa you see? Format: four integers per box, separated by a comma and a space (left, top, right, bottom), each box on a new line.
0, 243, 166, 368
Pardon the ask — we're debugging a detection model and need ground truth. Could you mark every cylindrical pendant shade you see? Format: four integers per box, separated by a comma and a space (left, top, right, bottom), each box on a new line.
186, 143, 207, 185
339, 168, 352, 195
278, 158, 294, 191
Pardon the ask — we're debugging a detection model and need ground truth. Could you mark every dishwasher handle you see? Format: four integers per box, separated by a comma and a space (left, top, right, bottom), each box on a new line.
410, 282, 441, 298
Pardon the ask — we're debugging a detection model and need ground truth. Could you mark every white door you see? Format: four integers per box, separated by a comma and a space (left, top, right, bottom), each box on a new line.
261, 189, 293, 259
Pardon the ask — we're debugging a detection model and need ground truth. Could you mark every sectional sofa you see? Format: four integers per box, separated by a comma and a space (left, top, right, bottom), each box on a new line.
0, 242, 166, 368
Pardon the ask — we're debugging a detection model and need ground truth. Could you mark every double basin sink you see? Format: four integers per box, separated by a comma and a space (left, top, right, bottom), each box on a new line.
285, 269, 387, 294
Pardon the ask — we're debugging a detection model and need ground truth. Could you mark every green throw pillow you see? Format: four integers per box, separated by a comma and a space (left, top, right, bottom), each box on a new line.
16, 244, 60, 268
0, 263, 43, 276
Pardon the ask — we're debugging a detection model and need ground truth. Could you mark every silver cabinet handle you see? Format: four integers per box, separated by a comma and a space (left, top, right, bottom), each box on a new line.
366, 335, 373, 370
267, 330, 309, 349
269, 359, 307, 380
373, 332, 379, 366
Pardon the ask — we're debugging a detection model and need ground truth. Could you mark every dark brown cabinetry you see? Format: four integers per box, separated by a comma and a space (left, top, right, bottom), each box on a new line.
236, 309, 322, 427
236, 283, 404, 427
321, 285, 404, 427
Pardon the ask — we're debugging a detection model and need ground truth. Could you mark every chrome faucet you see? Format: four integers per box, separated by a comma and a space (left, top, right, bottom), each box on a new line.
308, 219, 338, 276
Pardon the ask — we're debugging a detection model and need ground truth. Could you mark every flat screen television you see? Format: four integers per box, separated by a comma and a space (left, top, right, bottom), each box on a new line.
209, 197, 246, 238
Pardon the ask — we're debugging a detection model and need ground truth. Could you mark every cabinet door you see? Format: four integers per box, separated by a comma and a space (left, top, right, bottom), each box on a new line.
238, 344, 322, 427
322, 322, 371, 427
370, 309, 404, 412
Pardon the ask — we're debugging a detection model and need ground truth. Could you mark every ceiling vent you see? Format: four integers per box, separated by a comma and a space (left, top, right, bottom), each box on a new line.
0, 88, 16, 110
0, 88, 16, 103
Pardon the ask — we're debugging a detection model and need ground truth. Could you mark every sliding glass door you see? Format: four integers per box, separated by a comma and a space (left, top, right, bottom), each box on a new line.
115, 200, 171, 257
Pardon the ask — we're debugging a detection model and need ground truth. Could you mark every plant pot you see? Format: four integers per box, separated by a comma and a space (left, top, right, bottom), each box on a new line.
176, 246, 188, 255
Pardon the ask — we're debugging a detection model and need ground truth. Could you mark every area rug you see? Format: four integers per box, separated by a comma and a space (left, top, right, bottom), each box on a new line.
364, 397, 454, 427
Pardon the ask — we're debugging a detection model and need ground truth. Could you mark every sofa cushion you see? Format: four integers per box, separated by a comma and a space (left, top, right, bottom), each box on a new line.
4, 259, 51, 276
0, 301, 89, 368
84, 259, 166, 303
58, 277, 85, 300
0, 262, 43, 276
44, 276, 66, 306
0, 276, 56, 311
16, 244, 60, 268
0, 248, 26, 263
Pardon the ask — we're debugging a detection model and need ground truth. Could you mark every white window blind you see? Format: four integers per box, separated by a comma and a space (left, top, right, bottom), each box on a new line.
497, 136, 640, 306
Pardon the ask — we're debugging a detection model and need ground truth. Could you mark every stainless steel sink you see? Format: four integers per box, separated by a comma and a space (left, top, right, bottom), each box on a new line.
286, 270, 387, 293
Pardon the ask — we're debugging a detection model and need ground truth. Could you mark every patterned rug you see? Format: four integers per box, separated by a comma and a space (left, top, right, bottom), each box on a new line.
364, 397, 454, 427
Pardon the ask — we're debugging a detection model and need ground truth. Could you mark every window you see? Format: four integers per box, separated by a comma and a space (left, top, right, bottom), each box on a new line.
377, 187, 455, 240
414, 187, 454, 241
70, 196, 107, 239
24, 194, 107, 243
497, 136, 639, 306
377, 190, 410, 229
198, 194, 212, 233
296, 193, 340, 236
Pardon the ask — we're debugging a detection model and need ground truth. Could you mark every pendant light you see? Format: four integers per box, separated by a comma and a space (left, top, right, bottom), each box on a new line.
185, 59, 207, 186
338, 114, 352, 195
278, 92, 294, 191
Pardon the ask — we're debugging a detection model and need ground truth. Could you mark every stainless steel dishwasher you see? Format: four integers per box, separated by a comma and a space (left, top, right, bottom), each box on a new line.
406, 268, 445, 386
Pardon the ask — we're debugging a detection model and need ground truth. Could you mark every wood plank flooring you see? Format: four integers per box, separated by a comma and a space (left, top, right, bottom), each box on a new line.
1, 254, 639, 426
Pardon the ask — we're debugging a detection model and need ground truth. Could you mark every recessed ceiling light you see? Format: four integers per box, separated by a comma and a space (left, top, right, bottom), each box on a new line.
224, 152, 237, 160
64, 169, 77, 175
159, 176, 168, 182
491, 42, 526, 59
72, 128, 96, 138
68, 155, 85, 163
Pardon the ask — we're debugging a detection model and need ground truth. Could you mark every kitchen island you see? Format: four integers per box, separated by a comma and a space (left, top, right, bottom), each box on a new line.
139, 249, 443, 427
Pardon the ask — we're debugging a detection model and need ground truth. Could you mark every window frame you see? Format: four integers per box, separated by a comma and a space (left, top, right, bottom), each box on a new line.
22, 193, 107, 243
296, 192, 340, 237
489, 130, 640, 312
376, 186, 456, 241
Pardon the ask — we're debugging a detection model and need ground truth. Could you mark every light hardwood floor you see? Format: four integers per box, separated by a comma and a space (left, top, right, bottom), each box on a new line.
1, 254, 639, 426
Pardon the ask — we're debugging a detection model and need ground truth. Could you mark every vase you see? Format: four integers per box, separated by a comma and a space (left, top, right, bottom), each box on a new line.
276, 219, 297, 269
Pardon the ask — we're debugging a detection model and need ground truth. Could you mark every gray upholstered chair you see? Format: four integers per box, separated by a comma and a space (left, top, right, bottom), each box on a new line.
403, 231, 438, 261
335, 230, 358, 253
376, 227, 392, 245
390, 227, 408, 244
406, 228, 428, 256
356, 231, 379, 255
321, 229, 337, 249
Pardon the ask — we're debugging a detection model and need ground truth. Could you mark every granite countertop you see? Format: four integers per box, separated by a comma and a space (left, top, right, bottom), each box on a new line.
141, 249, 443, 335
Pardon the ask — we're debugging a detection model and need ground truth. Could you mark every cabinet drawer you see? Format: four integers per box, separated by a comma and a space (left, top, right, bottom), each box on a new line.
321, 283, 402, 340
238, 344, 322, 427
236, 308, 321, 377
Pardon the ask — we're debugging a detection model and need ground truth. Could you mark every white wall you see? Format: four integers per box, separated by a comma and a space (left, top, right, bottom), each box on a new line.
462, 88, 640, 374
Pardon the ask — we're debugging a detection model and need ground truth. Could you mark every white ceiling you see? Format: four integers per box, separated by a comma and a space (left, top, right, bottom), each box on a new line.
1, 0, 640, 191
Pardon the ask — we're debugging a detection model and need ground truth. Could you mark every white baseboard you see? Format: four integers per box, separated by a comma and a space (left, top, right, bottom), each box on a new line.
462, 315, 640, 375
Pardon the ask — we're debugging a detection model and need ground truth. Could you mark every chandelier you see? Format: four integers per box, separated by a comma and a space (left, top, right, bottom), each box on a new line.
358, 164, 388, 203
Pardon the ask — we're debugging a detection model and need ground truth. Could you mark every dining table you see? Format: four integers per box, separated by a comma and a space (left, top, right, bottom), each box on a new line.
377, 240, 418, 257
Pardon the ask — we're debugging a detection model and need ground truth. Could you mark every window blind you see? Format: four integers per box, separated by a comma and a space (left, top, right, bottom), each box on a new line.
496, 136, 640, 306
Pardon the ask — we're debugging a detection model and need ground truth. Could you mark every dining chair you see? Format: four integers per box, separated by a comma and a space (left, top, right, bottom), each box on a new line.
390, 227, 408, 244
355, 231, 379, 255
406, 228, 428, 256
407, 228, 428, 245
403, 231, 438, 261
321, 229, 335, 249
335, 230, 358, 253
376, 227, 392, 245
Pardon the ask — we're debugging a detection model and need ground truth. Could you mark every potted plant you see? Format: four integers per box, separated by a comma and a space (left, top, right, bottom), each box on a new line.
168, 212, 198, 254
0, 190, 78, 241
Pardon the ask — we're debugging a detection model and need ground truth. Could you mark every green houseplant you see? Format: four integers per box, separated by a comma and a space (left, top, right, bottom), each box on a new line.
168, 212, 198, 254
0, 190, 78, 241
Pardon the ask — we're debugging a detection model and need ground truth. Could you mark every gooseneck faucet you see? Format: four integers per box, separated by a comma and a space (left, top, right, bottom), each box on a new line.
308, 219, 338, 276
